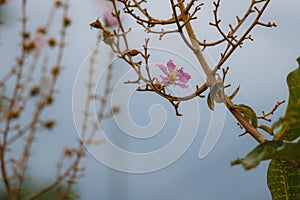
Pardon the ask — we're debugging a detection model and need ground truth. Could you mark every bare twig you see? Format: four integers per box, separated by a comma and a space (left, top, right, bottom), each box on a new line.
257, 100, 285, 122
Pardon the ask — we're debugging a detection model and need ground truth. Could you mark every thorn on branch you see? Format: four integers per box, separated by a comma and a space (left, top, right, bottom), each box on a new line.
195, 85, 205, 98
239, 131, 248, 137
224, 84, 231, 89
209, 22, 216, 27
254, 6, 260, 13
237, 122, 243, 129
222, 66, 229, 80
229, 24, 234, 32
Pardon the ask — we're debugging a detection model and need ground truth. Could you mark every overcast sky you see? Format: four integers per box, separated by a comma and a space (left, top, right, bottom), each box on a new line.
1, 0, 300, 199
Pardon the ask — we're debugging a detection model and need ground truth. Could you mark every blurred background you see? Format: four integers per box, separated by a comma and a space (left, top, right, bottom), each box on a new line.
1, 0, 300, 199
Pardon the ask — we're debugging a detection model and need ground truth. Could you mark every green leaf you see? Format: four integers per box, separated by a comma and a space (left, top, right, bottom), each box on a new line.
231, 140, 300, 170
229, 85, 240, 100
273, 58, 300, 141
267, 159, 300, 200
265, 58, 300, 200
210, 81, 224, 103
207, 93, 215, 111
258, 124, 274, 136
233, 104, 258, 128
233, 58, 300, 200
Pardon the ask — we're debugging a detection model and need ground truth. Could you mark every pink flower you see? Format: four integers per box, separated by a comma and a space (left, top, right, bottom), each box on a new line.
33, 32, 46, 54
156, 60, 191, 88
103, 11, 119, 27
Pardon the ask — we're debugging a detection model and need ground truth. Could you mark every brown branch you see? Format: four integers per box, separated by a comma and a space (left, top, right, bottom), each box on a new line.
80, 31, 101, 142
93, 0, 270, 144
119, 0, 181, 26
197, 38, 226, 50
142, 38, 152, 80
213, 0, 272, 72
137, 82, 207, 102
176, 0, 267, 143
225, 96, 267, 143
256, 21, 277, 27
210, 0, 235, 47
23, 148, 82, 200
23, 175, 64, 200
0, 0, 30, 198
257, 100, 285, 122
184, 0, 198, 14
175, 1, 215, 86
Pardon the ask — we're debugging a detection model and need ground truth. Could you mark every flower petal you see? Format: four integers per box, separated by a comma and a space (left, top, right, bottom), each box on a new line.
177, 68, 191, 83
103, 11, 119, 27
160, 75, 169, 84
166, 60, 176, 71
33, 33, 46, 54
156, 63, 168, 75
156, 60, 191, 88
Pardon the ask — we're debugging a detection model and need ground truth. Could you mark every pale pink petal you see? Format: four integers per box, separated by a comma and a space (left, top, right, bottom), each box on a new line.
103, 11, 119, 27
33, 33, 46, 54
177, 68, 191, 83
177, 74, 188, 83
156, 60, 191, 88
160, 75, 169, 84
175, 82, 189, 88
156, 63, 168, 75
166, 59, 176, 71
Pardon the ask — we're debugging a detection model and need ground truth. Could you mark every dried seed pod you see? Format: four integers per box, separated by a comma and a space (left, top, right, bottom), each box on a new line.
37, 27, 47, 34
63, 17, 71, 27
111, 105, 120, 113
22, 40, 36, 52
64, 148, 74, 157
51, 65, 60, 77
8, 109, 21, 119
47, 37, 57, 47
43, 119, 56, 129
90, 19, 103, 29
45, 95, 54, 105
29, 86, 41, 97
126, 49, 140, 57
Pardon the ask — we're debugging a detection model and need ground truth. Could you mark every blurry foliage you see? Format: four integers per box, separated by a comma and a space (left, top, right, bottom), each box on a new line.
0, 176, 76, 200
